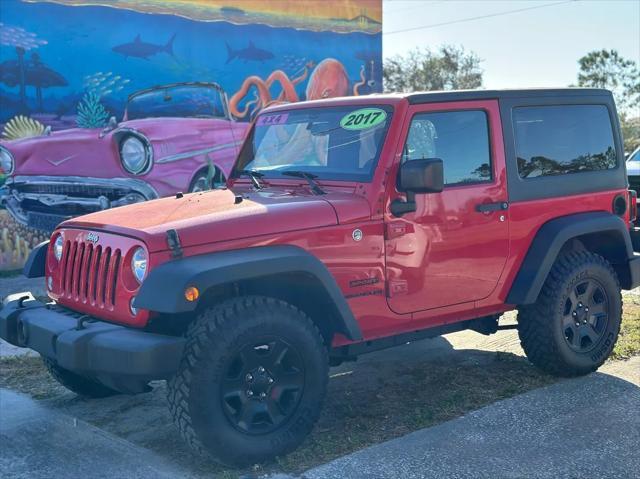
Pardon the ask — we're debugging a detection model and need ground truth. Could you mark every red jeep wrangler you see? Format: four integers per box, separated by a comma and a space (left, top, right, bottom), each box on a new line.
2, 89, 639, 466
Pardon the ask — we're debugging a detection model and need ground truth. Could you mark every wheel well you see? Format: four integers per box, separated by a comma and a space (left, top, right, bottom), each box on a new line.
561, 230, 630, 282
195, 273, 343, 346
189, 164, 225, 191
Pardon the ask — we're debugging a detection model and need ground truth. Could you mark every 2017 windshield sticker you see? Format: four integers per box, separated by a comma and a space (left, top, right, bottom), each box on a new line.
257, 113, 289, 126
340, 108, 387, 130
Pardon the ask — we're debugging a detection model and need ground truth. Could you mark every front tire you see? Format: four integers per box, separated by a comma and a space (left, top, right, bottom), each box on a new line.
43, 358, 119, 398
167, 296, 328, 466
518, 251, 622, 377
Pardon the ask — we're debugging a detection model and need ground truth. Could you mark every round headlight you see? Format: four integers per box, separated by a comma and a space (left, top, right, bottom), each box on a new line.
120, 136, 150, 174
53, 235, 64, 261
0, 147, 14, 175
131, 247, 147, 283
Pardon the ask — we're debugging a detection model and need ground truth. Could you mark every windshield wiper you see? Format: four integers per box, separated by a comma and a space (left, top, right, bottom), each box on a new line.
239, 169, 265, 189
281, 170, 325, 195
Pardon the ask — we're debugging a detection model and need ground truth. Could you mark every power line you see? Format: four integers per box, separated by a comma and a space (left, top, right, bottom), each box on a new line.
384, 0, 577, 35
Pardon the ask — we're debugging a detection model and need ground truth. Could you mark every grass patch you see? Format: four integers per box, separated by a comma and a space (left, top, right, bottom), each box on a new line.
0, 355, 66, 399
612, 293, 640, 360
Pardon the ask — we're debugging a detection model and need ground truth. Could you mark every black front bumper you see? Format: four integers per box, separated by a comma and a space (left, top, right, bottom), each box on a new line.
0, 293, 185, 393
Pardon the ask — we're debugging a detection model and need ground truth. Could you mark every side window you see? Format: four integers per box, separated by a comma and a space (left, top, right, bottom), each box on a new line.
514, 105, 617, 179
403, 110, 492, 186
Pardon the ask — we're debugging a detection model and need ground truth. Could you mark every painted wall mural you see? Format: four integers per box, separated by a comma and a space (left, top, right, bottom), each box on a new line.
0, 0, 382, 270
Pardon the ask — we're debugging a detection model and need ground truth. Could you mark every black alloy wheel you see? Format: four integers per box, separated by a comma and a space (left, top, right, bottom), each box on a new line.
561, 278, 610, 353
221, 337, 305, 435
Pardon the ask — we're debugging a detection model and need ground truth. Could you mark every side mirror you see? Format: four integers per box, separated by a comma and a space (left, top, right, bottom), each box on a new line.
391, 158, 444, 216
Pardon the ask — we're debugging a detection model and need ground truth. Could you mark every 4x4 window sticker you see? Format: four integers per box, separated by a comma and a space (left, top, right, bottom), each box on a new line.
402, 108, 495, 187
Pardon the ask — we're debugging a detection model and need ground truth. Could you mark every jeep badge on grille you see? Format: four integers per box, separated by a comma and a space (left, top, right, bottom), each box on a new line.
86, 232, 99, 243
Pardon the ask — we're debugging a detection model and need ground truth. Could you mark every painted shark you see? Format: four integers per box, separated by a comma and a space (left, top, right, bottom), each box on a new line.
112, 34, 176, 60
225, 40, 274, 64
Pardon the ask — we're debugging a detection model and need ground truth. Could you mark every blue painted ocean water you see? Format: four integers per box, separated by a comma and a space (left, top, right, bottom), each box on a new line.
0, 0, 382, 122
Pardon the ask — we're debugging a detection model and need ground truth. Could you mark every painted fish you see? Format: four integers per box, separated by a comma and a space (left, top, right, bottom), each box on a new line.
112, 34, 176, 60
225, 40, 274, 64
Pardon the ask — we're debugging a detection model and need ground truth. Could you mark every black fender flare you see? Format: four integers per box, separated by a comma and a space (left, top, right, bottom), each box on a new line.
23, 240, 49, 278
134, 245, 362, 341
506, 212, 635, 305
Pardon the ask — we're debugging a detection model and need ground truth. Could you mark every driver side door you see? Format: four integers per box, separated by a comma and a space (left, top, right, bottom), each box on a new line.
385, 100, 510, 314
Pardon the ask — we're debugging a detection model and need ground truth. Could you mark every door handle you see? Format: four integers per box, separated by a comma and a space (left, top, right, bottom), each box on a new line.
475, 201, 509, 213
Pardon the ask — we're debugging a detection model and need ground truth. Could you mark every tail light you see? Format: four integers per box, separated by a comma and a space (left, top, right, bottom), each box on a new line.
613, 194, 627, 217
629, 189, 638, 223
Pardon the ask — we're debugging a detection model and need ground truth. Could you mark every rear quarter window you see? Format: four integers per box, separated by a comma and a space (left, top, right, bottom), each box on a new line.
514, 105, 617, 179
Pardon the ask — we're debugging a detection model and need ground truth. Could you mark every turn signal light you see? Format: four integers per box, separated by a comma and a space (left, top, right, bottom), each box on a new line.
184, 286, 200, 302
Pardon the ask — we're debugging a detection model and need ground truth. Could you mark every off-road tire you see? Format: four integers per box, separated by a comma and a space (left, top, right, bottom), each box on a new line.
167, 296, 329, 466
43, 358, 119, 398
517, 251, 622, 377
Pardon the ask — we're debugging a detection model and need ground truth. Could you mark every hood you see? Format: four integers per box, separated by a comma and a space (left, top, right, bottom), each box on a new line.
4, 127, 121, 177
63, 187, 371, 252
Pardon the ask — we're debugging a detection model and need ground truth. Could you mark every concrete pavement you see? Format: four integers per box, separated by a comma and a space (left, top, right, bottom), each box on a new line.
0, 388, 195, 479
297, 357, 640, 479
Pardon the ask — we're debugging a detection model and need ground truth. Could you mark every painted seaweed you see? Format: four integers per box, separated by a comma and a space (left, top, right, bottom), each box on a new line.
76, 91, 110, 128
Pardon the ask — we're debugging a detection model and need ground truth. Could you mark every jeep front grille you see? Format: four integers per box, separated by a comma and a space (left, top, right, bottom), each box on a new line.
60, 238, 121, 308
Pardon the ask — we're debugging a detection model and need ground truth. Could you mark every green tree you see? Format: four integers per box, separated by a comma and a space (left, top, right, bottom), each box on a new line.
577, 50, 640, 153
621, 116, 640, 154
577, 49, 640, 113
383, 45, 483, 93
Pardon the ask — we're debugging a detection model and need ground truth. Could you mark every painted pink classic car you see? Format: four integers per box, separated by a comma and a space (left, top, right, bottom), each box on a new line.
0, 82, 248, 231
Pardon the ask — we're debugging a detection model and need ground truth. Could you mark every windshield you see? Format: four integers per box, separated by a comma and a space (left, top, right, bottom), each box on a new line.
234, 105, 393, 182
126, 85, 226, 120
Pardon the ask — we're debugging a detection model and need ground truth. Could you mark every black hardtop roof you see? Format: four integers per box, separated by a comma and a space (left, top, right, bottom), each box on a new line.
259, 88, 614, 114
406, 87, 612, 104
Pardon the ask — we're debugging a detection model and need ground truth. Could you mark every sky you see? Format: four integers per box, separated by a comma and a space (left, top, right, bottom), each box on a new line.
383, 0, 640, 92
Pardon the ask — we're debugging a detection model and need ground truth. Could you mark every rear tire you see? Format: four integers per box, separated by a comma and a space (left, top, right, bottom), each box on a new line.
517, 251, 622, 377
167, 296, 328, 466
43, 358, 119, 398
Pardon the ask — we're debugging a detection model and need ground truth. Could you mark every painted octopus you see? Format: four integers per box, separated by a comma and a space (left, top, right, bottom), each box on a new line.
229, 58, 364, 120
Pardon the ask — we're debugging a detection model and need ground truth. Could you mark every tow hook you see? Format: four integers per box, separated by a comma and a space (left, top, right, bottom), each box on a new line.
75, 315, 91, 330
